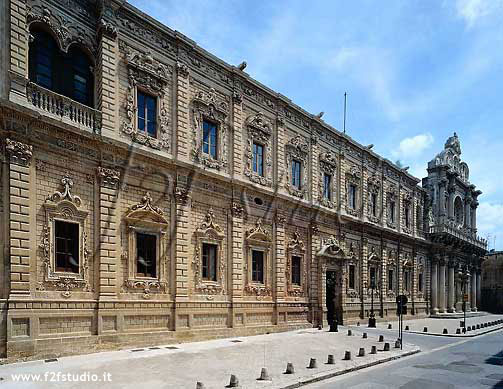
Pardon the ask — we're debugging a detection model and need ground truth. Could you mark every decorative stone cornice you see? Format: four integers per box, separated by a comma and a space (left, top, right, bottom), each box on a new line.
97, 167, 120, 189
6, 139, 33, 166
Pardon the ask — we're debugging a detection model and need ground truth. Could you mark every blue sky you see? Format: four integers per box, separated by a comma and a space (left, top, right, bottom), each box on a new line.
130, 0, 503, 250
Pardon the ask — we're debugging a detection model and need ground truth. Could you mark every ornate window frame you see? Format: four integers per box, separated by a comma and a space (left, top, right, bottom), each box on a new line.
318, 151, 337, 208
367, 175, 380, 223
402, 192, 413, 234
345, 165, 361, 217
286, 230, 307, 297
386, 184, 398, 229
244, 112, 273, 187
244, 219, 272, 298
416, 256, 425, 298
192, 208, 226, 297
122, 192, 169, 299
387, 249, 397, 297
120, 45, 172, 151
366, 246, 381, 296
401, 252, 413, 296
39, 176, 91, 298
285, 135, 309, 199
191, 88, 229, 171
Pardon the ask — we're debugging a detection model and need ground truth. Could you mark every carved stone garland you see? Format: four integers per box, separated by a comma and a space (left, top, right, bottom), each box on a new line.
345, 165, 361, 217
192, 208, 226, 298
120, 43, 172, 151
39, 176, 91, 298
318, 151, 337, 208
244, 219, 272, 299
402, 192, 413, 234
286, 230, 307, 297
191, 88, 229, 171
244, 112, 273, 187
367, 175, 380, 223
122, 192, 169, 299
285, 135, 309, 198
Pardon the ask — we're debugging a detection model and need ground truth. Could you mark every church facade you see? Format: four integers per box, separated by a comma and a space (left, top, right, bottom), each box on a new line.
0, 0, 487, 360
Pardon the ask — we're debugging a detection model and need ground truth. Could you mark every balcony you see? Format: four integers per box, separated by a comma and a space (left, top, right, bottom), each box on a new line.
428, 223, 487, 251
26, 82, 102, 134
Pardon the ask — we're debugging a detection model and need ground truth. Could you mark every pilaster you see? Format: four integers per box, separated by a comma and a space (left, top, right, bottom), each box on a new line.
6, 139, 33, 296
174, 186, 190, 298
175, 61, 191, 161
231, 89, 243, 177
97, 166, 120, 299
8, 0, 28, 102
274, 211, 286, 300
230, 201, 244, 299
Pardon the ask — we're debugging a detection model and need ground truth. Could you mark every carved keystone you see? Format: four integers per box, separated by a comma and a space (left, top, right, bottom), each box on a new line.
344, 351, 351, 360
327, 354, 335, 364
378, 335, 384, 342
285, 362, 295, 374
371, 345, 377, 354
358, 347, 365, 357
257, 367, 271, 381
227, 374, 239, 388
308, 358, 317, 369
383, 342, 390, 351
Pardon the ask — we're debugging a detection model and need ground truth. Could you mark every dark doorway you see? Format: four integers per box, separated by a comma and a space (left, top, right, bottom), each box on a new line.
326, 270, 337, 324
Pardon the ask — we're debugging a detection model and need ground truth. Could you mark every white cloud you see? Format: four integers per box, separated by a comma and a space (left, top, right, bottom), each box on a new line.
392, 133, 434, 159
477, 202, 503, 249
455, 0, 503, 28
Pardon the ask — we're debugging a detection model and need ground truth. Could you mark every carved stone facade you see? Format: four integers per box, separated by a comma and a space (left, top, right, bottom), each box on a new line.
0, 0, 486, 361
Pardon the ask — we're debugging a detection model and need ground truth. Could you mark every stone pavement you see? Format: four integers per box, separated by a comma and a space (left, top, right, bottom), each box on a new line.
0, 327, 419, 389
373, 313, 503, 337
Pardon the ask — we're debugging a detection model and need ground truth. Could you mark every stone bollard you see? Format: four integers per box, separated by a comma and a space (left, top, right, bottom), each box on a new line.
395, 339, 401, 348
285, 362, 295, 374
257, 367, 271, 381
318, 324, 322, 330
405, 325, 409, 331
363, 332, 368, 339
358, 347, 366, 357
378, 335, 384, 342
388, 324, 392, 329
467, 326, 471, 331
344, 351, 352, 360
228, 374, 239, 388
347, 329, 352, 336
443, 328, 448, 334
357, 322, 360, 326
456, 328, 461, 334
423, 327, 428, 332
383, 342, 390, 351
327, 354, 335, 365
477, 324, 480, 329
371, 345, 377, 354
308, 358, 317, 369
196, 382, 205, 389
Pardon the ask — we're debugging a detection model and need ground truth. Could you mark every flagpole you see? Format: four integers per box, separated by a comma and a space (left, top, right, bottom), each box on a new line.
343, 92, 347, 134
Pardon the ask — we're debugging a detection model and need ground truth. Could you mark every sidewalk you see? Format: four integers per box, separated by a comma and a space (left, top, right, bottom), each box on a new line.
0, 327, 419, 389
374, 313, 503, 337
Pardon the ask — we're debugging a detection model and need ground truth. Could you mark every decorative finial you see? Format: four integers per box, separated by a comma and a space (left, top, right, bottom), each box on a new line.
316, 112, 324, 119
237, 61, 247, 71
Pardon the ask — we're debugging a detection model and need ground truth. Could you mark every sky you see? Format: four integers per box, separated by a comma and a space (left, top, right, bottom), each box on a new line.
130, 0, 503, 250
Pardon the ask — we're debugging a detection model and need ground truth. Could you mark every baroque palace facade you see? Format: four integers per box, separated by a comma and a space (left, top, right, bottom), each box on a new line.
0, 0, 487, 360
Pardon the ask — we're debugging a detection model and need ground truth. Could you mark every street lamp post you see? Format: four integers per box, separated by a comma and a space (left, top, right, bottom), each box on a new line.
367, 277, 378, 328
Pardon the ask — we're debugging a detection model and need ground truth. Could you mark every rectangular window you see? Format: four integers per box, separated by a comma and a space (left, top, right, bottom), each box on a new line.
202, 243, 218, 281
388, 269, 394, 291
349, 264, 356, 289
404, 271, 410, 291
202, 119, 218, 159
405, 206, 410, 227
55, 220, 79, 273
251, 250, 264, 283
252, 142, 264, 176
323, 173, 332, 200
418, 273, 423, 292
292, 159, 302, 189
390, 201, 396, 223
371, 193, 378, 216
369, 267, 376, 288
349, 184, 357, 209
291, 255, 302, 285
136, 232, 157, 278
137, 91, 157, 137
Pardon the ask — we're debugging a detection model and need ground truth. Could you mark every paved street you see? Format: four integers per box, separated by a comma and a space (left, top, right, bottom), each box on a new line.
306, 327, 503, 389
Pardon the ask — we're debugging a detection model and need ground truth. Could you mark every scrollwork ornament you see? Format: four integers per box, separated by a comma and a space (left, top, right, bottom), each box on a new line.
6, 139, 33, 166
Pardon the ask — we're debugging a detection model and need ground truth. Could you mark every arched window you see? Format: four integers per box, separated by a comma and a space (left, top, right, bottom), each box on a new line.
454, 196, 464, 225
29, 27, 94, 107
